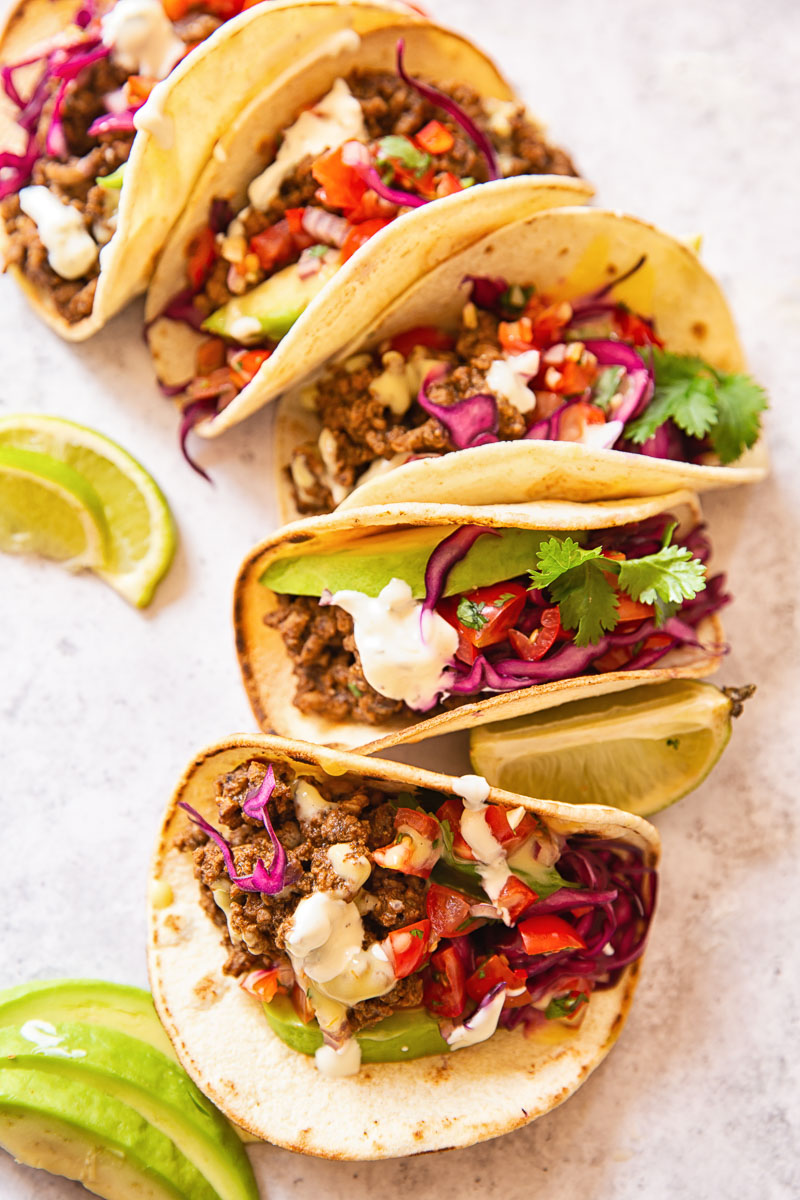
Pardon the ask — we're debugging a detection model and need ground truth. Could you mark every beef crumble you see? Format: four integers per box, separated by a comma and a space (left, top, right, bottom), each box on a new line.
290, 309, 528, 515
185, 758, 427, 1030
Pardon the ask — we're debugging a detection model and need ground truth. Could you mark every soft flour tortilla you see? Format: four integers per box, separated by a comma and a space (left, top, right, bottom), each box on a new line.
144, 19, 591, 430
275, 206, 768, 520
0, 0, 426, 339
233, 490, 726, 752
148, 733, 660, 1158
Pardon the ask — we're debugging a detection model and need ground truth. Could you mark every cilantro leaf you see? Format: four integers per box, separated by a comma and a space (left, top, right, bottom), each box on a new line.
625, 349, 766, 457
456, 598, 488, 630
549, 562, 620, 647
529, 537, 604, 589
545, 992, 588, 1020
375, 135, 431, 178
617, 543, 707, 606
709, 372, 768, 464
591, 365, 624, 412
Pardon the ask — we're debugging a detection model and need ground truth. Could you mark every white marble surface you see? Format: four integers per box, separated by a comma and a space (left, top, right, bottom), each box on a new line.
1, 0, 799, 1195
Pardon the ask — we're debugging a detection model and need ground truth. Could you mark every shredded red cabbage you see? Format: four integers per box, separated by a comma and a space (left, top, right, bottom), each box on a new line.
361, 165, 427, 209
178, 767, 286, 894
465, 275, 508, 310
209, 198, 234, 234
395, 39, 499, 181
417, 365, 499, 449
583, 339, 654, 424
421, 524, 499, 619
179, 398, 217, 483
88, 109, 137, 137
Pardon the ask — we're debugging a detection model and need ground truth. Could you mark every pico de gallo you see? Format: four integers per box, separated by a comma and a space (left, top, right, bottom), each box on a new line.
262, 510, 729, 727
178, 755, 656, 1075
288, 261, 767, 513
0, 0, 280, 324
153, 39, 576, 471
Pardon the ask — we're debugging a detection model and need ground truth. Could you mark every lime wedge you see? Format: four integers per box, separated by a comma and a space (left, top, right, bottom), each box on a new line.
469, 680, 747, 816
0, 446, 109, 569
0, 415, 176, 607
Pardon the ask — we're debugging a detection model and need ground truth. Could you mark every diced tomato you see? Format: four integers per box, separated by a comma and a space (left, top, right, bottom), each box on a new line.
161, 0, 191, 20
229, 348, 272, 385
426, 882, 481, 937
311, 145, 367, 213
495, 875, 539, 923
643, 633, 673, 651
592, 646, 632, 673
558, 401, 607, 442
614, 594, 655, 621
466, 954, 530, 1008
415, 119, 454, 155
435, 797, 474, 860
249, 220, 295, 273
519, 915, 586, 956
195, 337, 226, 377
547, 359, 599, 397
389, 325, 455, 358
126, 75, 157, 106
526, 299, 573, 347
284, 207, 306, 235
290, 982, 315, 1024
484, 804, 539, 855
390, 161, 438, 200
372, 806, 441, 877
454, 626, 479, 666
186, 226, 216, 290
438, 581, 527, 651
423, 944, 466, 1018
341, 217, 392, 264
384, 919, 432, 979
200, 0, 244, 17
499, 317, 534, 353
614, 306, 664, 348
533, 390, 564, 419
238, 968, 286, 1003
435, 171, 463, 197
508, 606, 561, 662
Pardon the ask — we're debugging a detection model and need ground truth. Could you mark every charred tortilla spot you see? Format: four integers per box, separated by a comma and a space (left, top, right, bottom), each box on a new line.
193, 973, 222, 1004
691, 320, 707, 340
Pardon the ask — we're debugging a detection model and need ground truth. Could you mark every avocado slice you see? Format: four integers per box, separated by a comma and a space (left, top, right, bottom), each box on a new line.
0, 1068, 219, 1199
261, 525, 562, 599
0, 980, 175, 1060
263, 994, 449, 1061
0, 1023, 257, 1200
204, 250, 342, 343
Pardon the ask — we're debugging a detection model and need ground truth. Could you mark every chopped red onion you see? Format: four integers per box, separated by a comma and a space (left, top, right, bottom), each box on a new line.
88, 109, 137, 137
209, 198, 234, 234
395, 39, 499, 181
301, 206, 350, 246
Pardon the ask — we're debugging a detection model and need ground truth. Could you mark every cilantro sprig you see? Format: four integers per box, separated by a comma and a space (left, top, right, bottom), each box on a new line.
375, 135, 431, 179
625, 349, 766, 464
528, 530, 707, 646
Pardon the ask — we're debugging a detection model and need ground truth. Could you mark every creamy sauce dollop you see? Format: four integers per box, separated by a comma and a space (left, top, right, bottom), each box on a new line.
102, 0, 185, 79
19, 187, 98, 279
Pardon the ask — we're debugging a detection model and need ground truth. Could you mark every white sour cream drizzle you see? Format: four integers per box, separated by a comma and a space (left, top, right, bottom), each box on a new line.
285, 892, 395, 1007
329, 578, 458, 711
102, 0, 185, 79
446, 986, 507, 1050
486, 351, 541, 415
248, 72, 365, 212
19, 187, 98, 279
453, 774, 513, 921
315, 1038, 361, 1077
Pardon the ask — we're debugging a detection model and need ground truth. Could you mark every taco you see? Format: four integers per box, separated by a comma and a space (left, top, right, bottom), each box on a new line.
148, 734, 659, 1157
233, 490, 728, 753
275, 206, 768, 516
0, 0, 428, 338
142, 21, 590, 459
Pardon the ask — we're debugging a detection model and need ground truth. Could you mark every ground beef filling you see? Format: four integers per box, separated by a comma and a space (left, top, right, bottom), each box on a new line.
194, 69, 577, 317
1, 21, 218, 323
180, 759, 426, 1030
291, 310, 533, 513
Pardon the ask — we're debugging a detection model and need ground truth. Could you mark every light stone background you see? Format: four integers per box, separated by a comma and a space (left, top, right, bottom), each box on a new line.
1, 0, 799, 1196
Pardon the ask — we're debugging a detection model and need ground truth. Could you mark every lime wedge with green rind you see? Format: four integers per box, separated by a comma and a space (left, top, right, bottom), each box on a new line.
0, 445, 109, 569
0, 415, 176, 607
470, 680, 740, 816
